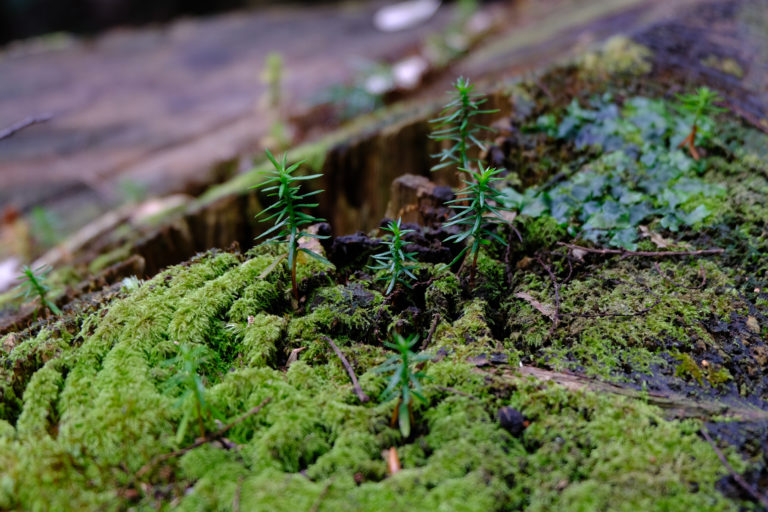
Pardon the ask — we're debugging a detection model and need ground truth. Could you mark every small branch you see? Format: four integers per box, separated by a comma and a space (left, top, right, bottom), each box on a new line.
309, 480, 333, 512
322, 336, 370, 403
558, 242, 724, 259
134, 397, 271, 480
698, 264, 707, 289
0, 114, 52, 141
503, 227, 523, 286
536, 78, 555, 102
433, 385, 480, 401
700, 428, 768, 509
232, 476, 244, 512
421, 313, 441, 351
536, 256, 561, 330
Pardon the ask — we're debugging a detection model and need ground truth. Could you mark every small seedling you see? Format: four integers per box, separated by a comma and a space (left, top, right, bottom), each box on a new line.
161, 342, 224, 443
261, 52, 284, 110
375, 333, 431, 438
253, 149, 330, 302
29, 206, 60, 249
369, 218, 419, 295
15, 264, 61, 317
443, 164, 510, 284
430, 76, 497, 173
676, 86, 725, 160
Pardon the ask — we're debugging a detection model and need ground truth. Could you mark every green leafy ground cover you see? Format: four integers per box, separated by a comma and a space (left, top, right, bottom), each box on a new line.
1, 43, 768, 510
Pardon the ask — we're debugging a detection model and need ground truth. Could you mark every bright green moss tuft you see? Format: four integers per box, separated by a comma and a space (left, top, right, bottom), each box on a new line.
241, 313, 286, 368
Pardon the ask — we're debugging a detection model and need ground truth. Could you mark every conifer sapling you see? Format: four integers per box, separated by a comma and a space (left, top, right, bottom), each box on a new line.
15, 264, 61, 317
375, 333, 431, 438
254, 149, 330, 301
369, 217, 419, 295
443, 164, 511, 285
430, 76, 497, 173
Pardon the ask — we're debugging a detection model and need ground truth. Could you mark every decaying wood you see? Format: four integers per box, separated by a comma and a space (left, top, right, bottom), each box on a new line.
558, 242, 724, 259
384, 174, 452, 228
322, 336, 370, 403
480, 365, 768, 422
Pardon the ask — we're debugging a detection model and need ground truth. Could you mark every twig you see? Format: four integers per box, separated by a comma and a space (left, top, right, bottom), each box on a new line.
309, 480, 333, 512
504, 227, 523, 286
558, 242, 724, 258
698, 264, 707, 288
564, 253, 574, 282
536, 256, 561, 331
0, 113, 53, 141
421, 313, 441, 351
433, 385, 480, 401
134, 397, 271, 480
322, 336, 370, 403
232, 476, 244, 512
700, 428, 768, 509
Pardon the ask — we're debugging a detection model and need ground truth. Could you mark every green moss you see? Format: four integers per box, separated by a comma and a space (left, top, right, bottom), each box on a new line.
510, 379, 741, 511
167, 253, 272, 347
3, 67, 767, 511
674, 353, 705, 386
287, 283, 384, 350
16, 358, 64, 438
579, 36, 653, 77
0, 417, 12, 437
474, 250, 506, 304
432, 298, 520, 363
505, 259, 744, 379
519, 214, 568, 252
424, 266, 461, 318
241, 313, 286, 368
228, 279, 283, 322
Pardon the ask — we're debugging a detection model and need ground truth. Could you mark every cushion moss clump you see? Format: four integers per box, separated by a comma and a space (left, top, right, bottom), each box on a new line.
287, 283, 385, 350
240, 313, 286, 368
424, 264, 461, 318
168, 253, 273, 345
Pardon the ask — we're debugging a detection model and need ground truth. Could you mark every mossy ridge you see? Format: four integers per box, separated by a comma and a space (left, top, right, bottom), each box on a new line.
0, 244, 751, 510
